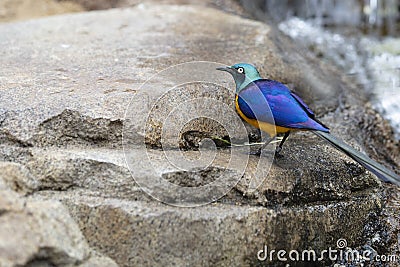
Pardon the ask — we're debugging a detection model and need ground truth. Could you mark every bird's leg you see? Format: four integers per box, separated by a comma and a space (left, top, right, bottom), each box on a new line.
275, 131, 290, 155
249, 136, 276, 156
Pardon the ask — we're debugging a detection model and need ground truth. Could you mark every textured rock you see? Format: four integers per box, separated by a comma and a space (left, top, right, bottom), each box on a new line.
0, 188, 118, 267
0, 3, 342, 148
0, 2, 397, 267
0, 162, 39, 194
0, 143, 379, 206
35, 191, 381, 267
69, 0, 249, 17
0, 0, 84, 23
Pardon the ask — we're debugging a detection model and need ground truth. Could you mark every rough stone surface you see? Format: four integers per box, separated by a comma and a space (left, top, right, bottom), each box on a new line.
0, 188, 118, 267
38, 191, 381, 267
69, 0, 250, 19
0, 0, 84, 23
0, 2, 398, 267
0, 162, 39, 194
0, 3, 342, 148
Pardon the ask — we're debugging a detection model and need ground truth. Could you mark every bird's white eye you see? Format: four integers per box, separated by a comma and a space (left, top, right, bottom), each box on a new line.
237, 67, 244, 74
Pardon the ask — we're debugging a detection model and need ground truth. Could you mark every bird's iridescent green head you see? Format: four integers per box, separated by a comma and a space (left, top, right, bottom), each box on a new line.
216, 63, 262, 93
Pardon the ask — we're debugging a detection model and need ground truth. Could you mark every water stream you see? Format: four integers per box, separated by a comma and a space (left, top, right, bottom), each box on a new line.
241, 0, 400, 139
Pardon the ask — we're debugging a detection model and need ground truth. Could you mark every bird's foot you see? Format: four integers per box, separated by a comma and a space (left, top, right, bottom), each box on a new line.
249, 147, 283, 157
248, 149, 261, 156
274, 147, 284, 158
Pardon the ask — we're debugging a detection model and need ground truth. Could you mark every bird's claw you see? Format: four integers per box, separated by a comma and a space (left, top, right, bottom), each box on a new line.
248, 150, 261, 156
274, 147, 284, 158
248, 147, 284, 157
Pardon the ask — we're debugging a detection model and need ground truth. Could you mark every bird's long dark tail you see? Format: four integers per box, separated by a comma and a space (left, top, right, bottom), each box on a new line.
313, 131, 400, 185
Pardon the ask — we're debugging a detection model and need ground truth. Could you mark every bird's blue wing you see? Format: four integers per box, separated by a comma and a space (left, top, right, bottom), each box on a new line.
290, 91, 315, 117
237, 80, 329, 132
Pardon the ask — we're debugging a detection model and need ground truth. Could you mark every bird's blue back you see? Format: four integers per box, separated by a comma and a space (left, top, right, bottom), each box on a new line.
237, 79, 329, 132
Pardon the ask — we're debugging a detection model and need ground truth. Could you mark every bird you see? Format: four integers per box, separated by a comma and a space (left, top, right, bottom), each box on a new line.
217, 63, 400, 185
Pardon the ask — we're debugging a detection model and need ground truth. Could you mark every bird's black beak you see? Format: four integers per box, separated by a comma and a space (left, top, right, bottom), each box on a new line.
216, 66, 234, 74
